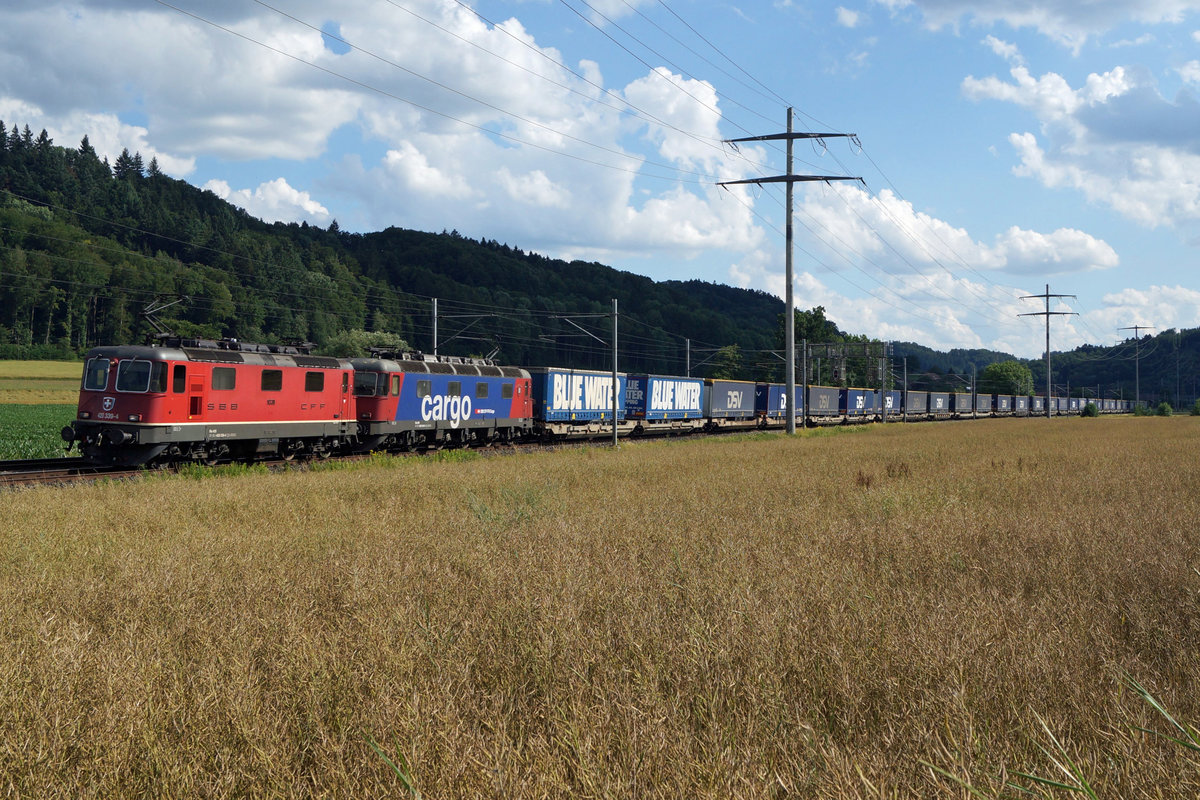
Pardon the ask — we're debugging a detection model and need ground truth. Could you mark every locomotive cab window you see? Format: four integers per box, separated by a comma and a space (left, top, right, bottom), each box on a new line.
353, 371, 378, 396
305, 371, 324, 392
212, 367, 236, 391
149, 362, 168, 393
172, 364, 186, 394
476, 382, 488, 399
115, 359, 153, 393
390, 375, 400, 396
84, 357, 111, 391
262, 369, 283, 392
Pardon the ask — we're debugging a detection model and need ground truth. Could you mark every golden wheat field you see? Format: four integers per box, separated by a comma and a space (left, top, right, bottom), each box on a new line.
0, 417, 1197, 799
0, 361, 81, 405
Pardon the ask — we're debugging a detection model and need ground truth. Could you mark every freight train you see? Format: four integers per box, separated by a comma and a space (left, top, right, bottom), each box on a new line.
61, 336, 1131, 467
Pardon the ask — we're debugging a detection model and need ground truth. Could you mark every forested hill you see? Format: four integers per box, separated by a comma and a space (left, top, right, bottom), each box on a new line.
0, 122, 784, 376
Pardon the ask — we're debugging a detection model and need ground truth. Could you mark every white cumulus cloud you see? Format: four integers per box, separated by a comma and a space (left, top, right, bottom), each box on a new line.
964, 61, 1200, 234
203, 177, 330, 225
884, 0, 1200, 53
836, 7, 862, 27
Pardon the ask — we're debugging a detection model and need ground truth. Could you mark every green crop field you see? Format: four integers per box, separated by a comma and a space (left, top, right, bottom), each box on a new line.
0, 405, 77, 459
0, 419, 1198, 798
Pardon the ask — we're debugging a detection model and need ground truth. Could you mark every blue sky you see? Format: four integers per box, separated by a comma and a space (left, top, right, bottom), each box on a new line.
3, 0, 1200, 357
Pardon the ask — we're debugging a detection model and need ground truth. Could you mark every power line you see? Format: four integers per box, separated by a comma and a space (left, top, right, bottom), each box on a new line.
618, 0, 785, 114
154, 0, 716, 185
1118, 323, 1155, 409
653, 0, 790, 110
381, 0, 779, 174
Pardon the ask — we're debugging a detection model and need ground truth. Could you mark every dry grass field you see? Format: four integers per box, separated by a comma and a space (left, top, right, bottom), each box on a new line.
0, 361, 81, 405
0, 418, 1197, 798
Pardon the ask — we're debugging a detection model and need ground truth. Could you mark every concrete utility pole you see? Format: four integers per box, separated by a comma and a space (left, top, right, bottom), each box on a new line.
558, 300, 620, 448
432, 297, 438, 355
801, 338, 808, 428
719, 109, 862, 435
1118, 324, 1154, 411
879, 352, 886, 423
612, 298, 618, 448
1020, 284, 1077, 419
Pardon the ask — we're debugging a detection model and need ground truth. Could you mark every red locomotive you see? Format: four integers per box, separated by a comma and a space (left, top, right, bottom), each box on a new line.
62, 337, 355, 466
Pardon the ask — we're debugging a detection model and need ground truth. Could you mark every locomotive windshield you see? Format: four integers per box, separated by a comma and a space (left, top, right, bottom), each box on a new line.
353, 371, 380, 396
115, 359, 153, 392
83, 357, 110, 391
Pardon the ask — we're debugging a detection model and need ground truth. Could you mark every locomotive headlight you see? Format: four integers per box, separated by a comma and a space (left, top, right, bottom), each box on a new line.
128, 413, 142, 422
80, 412, 91, 419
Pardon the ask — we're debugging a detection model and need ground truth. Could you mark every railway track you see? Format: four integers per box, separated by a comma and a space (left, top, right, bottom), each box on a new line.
0, 432, 652, 489
0, 414, 988, 490
0, 456, 143, 489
